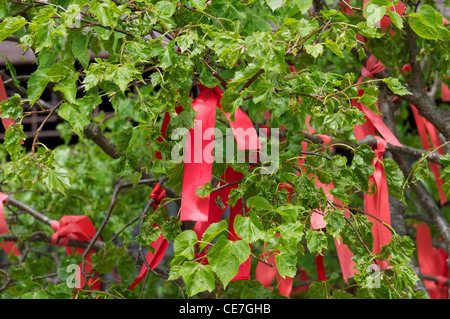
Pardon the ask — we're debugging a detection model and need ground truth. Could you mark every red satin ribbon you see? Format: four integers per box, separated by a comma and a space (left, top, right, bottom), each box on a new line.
365, 136, 392, 268
410, 105, 447, 205
50, 215, 101, 290
129, 183, 169, 291
415, 224, 449, 299
0, 193, 21, 256
180, 86, 260, 222
180, 88, 219, 222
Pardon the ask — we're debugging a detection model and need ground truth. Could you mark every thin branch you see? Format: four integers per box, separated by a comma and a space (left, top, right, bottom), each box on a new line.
80, 178, 157, 284
4, 195, 54, 226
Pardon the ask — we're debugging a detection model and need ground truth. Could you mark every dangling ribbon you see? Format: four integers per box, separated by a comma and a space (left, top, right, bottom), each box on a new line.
50, 215, 101, 290
353, 55, 402, 147
415, 223, 449, 299
129, 183, 169, 291
410, 106, 447, 205
179, 85, 261, 223
400, 64, 447, 205
0, 193, 21, 256
364, 136, 392, 269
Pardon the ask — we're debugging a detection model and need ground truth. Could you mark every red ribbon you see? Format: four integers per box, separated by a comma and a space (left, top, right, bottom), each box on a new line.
180, 88, 219, 222
0, 193, 21, 256
129, 183, 169, 291
364, 137, 392, 268
415, 224, 449, 299
353, 55, 402, 147
410, 105, 447, 205
50, 215, 101, 290
179, 86, 260, 222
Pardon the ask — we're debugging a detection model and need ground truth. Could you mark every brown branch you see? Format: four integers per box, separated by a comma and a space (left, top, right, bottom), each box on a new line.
4, 195, 54, 226
83, 124, 121, 159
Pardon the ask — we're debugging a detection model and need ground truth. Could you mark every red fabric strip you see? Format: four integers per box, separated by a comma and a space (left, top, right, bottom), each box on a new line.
0, 193, 21, 256
411, 105, 447, 205
354, 55, 402, 147
316, 253, 327, 281
364, 137, 392, 269
415, 224, 449, 299
179, 88, 219, 222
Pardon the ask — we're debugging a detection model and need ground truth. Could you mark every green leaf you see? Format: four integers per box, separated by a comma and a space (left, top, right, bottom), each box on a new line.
383, 157, 405, 203
173, 230, 198, 260
305, 229, 328, 254
180, 262, 215, 297
308, 280, 329, 298
200, 219, 228, 251
324, 209, 346, 238
58, 88, 101, 137
27, 70, 51, 105
408, 5, 444, 40
305, 43, 324, 58
117, 254, 137, 286
387, 10, 403, 29
233, 213, 264, 243
246, 196, 273, 210
364, 1, 387, 26
265, 0, 286, 11
91, 242, 121, 274
293, 0, 313, 14
275, 249, 297, 278
276, 205, 298, 223
4, 123, 26, 161
190, 0, 207, 12
41, 167, 71, 196
0, 93, 23, 120
221, 88, 242, 117
0, 16, 27, 43
208, 235, 250, 287
72, 32, 91, 69
195, 182, 214, 198
383, 78, 412, 96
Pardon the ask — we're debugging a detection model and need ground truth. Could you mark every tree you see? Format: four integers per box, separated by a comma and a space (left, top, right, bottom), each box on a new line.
0, 0, 449, 300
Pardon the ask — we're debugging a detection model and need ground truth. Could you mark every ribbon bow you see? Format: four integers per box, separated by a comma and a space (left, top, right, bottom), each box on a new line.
50, 215, 101, 290
149, 182, 166, 210
129, 183, 169, 291
0, 193, 21, 256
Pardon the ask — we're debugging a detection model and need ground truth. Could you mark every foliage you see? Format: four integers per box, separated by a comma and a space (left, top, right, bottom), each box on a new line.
0, 0, 449, 299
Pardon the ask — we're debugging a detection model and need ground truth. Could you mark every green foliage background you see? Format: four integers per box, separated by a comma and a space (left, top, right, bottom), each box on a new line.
0, 0, 449, 299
